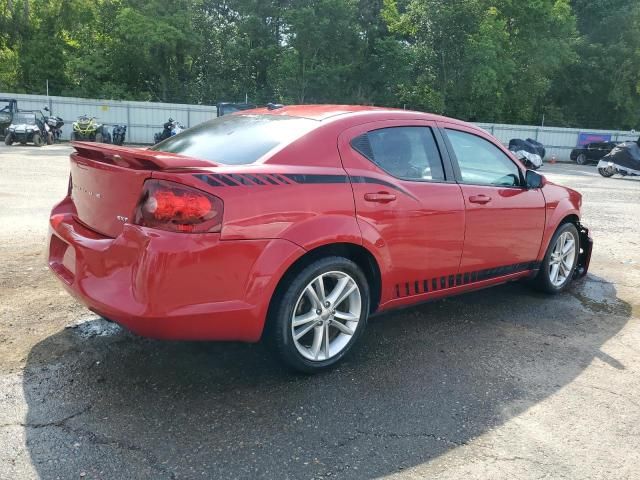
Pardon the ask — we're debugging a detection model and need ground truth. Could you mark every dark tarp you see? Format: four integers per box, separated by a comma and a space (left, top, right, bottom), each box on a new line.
601, 141, 640, 175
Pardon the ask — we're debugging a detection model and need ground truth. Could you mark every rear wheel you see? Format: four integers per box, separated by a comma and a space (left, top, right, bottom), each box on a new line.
32, 133, 43, 147
268, 257, 370, 373
70, 131, 76, 141
576, 153, 588, 165
532, 223, 579, 293
46, 132, 53, 145
4, 133, 13, 146
95, 132, 103, 143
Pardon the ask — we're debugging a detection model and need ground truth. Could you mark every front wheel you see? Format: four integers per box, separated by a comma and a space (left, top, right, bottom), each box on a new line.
95, 132, 103, 143
32, 133, 43, 147
576, 153, 588, 165
4, 133, 13, 146
598, 167, 615, 177
268, 257, 370, 373
532, 223, 579, 293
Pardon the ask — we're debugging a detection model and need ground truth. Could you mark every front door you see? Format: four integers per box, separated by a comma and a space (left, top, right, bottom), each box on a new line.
338, 120, 466, 306
441, 124, 546, 276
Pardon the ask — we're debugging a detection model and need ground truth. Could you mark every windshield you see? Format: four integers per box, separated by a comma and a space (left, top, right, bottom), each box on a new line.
150, 114, 318, 165
13, 113, 36, 124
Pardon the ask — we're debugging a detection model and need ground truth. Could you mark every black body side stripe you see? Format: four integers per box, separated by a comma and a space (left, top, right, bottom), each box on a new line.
394, 261, 541, 298
191, 173, 415, 199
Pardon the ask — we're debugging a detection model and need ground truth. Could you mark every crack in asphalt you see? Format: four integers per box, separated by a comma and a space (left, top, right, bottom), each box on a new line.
0, 405, 92, 429
335, 429, 469, 448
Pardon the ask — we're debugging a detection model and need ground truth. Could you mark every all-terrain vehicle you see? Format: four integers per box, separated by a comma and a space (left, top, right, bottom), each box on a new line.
0, 98, 18, 139
70, 115, 111, 143
4, 110, 50, 147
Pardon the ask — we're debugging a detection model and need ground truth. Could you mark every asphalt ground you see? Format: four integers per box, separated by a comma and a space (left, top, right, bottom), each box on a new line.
0, 144, 639, 479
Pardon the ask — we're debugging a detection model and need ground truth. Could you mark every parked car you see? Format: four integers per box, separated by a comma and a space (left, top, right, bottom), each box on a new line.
4, 110, 50, 146
0, 98, 18, 139
570, 141, 618, 165
48, 105, 592, 373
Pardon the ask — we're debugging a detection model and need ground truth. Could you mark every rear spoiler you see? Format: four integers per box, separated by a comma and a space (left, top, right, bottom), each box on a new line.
71, 141, 219, 170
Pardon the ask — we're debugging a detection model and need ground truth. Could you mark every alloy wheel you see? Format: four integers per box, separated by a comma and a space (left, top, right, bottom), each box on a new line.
290, 271, 362, 362
548, 231, 576, 287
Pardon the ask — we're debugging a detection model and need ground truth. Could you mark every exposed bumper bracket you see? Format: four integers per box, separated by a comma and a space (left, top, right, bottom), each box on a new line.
574, 223, 593, 278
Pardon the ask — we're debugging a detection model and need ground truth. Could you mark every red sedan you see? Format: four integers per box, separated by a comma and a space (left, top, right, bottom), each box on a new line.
47, 105, 592, 372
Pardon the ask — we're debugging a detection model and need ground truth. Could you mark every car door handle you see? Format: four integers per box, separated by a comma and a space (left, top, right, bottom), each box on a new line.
468, 194, 492, 204
364, 192, 396, 203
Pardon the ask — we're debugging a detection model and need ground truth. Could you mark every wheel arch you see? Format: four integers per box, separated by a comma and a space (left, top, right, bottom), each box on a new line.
262, 242, 382, 339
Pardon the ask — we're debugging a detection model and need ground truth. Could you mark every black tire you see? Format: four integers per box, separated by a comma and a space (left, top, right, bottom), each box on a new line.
70, 131, 76, 141
33, 133, 43, 147
267, 256, 370, 373
598, 167, 615, 177
531, 223, 580, 294
95, 132, 103, 143
576, 153, 588, 165
4, 133, 13, 146
46, 132, 53, 145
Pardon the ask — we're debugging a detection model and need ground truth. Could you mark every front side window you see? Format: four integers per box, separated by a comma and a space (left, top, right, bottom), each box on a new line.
446, 129, 522, 187
151, 114, 318, 165
351, 126, 445, 181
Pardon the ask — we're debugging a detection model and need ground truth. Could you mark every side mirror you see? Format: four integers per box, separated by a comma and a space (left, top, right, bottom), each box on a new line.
525, 170, 545, 189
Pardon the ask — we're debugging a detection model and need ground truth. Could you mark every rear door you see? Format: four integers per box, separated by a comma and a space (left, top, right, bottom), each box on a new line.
338, 120, 466, 305
440, 124, 545, 274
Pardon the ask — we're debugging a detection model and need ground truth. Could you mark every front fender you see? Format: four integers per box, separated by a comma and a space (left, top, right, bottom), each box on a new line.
537, 184, 581, 261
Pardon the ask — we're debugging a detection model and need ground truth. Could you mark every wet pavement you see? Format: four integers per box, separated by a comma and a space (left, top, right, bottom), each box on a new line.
0, 145, 639, 479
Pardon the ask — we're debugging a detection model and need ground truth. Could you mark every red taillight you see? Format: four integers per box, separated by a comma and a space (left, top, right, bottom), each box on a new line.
134, 179, 223, 233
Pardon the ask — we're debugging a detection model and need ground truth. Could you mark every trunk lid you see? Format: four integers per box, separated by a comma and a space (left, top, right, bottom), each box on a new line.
70, 142, 217, 237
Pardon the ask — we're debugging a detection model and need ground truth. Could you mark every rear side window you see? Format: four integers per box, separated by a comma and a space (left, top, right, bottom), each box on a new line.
151, 114, 317, 165
351, 127, 445, 181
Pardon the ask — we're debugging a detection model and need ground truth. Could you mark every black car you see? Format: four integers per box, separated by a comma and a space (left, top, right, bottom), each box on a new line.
570, 141, 618, 165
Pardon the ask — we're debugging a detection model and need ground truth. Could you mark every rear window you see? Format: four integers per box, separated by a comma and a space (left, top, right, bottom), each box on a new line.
150, 114, 318, 165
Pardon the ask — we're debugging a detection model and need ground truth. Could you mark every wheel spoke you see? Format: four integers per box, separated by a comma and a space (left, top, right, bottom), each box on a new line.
293, 311, 320, 328
323, 323, 330, 359
313, 275, 326, 302
562, 238, 574, 255
305, 285, 322, 309
550, 263, 560, 284
294, 320, 318, 340
326, 277, 350, 305
310, 325, 323, 359
334, 310, 358, 322
331, 320, 354, 336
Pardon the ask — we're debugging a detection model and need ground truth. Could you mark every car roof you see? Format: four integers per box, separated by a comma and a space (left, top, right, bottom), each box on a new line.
239, 104, 468, 125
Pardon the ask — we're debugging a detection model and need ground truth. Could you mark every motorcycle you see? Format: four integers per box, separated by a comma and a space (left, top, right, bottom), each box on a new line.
71, 114, 111, 143
43, 106, 64, 143
597, 140, 640, 178
153, 118, 184, 144
112, 124, 127, 146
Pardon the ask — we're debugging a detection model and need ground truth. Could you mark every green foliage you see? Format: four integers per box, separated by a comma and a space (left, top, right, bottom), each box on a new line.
1, 0, 638, 128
